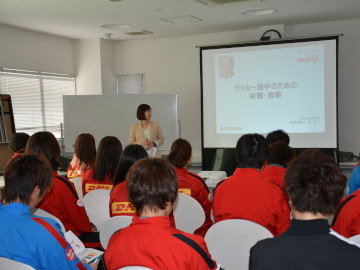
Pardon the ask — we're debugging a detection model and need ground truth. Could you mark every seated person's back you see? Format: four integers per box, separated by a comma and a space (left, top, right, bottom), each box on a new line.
67, 133, 96, 179
250, 149, 360, 270
331, 188, 360, 238
82, 136, 122, 196
262, 141, 295, 192
26, 131, 101, 249
0, 153, 95, 270
9, 132, 30, 159
105, 158, 221, 270
110, 144, 148, 217
168, 138, 212, 237
212, 133, 290, 237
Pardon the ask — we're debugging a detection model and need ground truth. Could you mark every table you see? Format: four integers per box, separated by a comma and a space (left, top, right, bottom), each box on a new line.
0, 176, 4, 200
198, 171, 227, 198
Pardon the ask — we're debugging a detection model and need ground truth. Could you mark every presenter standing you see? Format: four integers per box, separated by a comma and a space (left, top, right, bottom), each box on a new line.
129, 104, 164, 158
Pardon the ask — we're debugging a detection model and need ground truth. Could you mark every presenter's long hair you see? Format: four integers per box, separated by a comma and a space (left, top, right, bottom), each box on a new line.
112, 144, 148, 190
92, 136, 122, 182
167, 139, 192, 168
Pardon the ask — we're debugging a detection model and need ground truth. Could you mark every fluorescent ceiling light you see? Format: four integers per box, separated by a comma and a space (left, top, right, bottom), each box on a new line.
241, 8, 276, 16
100, 24, 132, 29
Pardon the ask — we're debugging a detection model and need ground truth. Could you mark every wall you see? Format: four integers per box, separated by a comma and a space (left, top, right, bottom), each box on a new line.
73, 39, 102, 95
114, 19, 360, 161
0, 24, 74, 74
100, 39, 117, 95
73, 38, 116, 95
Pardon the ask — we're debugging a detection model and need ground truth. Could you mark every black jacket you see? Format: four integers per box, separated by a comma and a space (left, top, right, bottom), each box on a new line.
250, 219, 360, 270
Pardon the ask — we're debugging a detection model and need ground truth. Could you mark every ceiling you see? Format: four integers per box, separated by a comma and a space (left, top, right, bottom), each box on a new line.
0, 0, 360, 41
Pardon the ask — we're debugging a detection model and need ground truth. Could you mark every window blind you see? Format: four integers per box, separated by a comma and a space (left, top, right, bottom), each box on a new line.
0, 69, 75, 138
117, 74, 143, 94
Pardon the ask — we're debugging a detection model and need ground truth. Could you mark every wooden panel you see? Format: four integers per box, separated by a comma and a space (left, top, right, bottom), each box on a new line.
0, 144, 13, 173
0, 95, 16, 143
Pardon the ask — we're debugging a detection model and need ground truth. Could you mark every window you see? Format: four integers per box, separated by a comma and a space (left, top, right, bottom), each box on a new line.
0, 68, 75, 138
117, 74, 144, 94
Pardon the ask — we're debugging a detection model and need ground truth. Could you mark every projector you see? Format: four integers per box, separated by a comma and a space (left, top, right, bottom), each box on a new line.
198, 171, 227, 185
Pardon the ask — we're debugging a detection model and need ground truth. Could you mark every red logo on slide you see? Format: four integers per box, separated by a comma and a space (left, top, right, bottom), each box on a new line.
66, 247, 75, 261
219, 56, 234, 79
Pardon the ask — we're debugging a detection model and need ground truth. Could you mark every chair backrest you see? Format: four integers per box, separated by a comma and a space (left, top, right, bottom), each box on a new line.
172, 192, 205, 234
30, 207, 66, 234
204, 219, 273, 270
118, 267, 153, 270
349, 234, 360, 243
68, 177, 83, 200
99, 216, 133, 249
0, 257, 36, 270
82, 189, 111, 230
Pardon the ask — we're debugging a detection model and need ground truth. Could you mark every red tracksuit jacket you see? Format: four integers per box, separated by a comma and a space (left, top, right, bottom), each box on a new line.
109, 181, 137, 217
262, 164, 287, 192
175, 167, 213, 237
212, 168, 290, 237
37, 171, 93, 237
331, 189, 360, 238
82, 168, 113, 196
104, 216, 219, 270
109, 181, 176, 228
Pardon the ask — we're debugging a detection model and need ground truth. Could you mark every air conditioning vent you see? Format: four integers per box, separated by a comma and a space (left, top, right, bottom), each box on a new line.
194, 0, 261, 6
124, 30, 153, 36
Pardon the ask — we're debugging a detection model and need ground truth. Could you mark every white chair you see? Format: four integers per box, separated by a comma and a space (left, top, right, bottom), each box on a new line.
30, 207, 66, 234
68, 177, 83, 200
82, 189, 111, 230
99, 216, 133, 249
349, 234, 360, 243
173, 192, 205, 234
204, 219, 273, 270
118, 267, 153, 270
0, 257, 35, 270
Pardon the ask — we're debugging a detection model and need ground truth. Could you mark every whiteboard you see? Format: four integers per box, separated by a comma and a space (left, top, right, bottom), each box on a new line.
63, 94, 178, 152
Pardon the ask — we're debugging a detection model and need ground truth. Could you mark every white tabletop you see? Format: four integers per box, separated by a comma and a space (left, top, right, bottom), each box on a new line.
0, 175, 4, 189
198, 171, 227, 190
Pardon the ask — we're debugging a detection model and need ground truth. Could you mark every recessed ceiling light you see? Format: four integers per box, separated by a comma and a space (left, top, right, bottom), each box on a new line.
241, 8, 276, 16
154, 9, 163, 12
100, 24, 132, 29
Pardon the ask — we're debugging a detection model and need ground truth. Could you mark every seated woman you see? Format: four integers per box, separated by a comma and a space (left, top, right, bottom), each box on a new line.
262, 141, 295, 192
331, 188, 360, 238
9, 132, 30, 158
167, 138, 212, 237
104, 158, 221, 270
67, 133, 96, 179
250, 149, 360, 270
0, 153, 97, 270
109, 144, 148, 217
26, 132, 102, 249
82, 136, 122, 196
